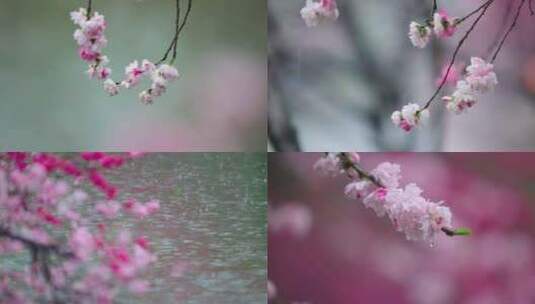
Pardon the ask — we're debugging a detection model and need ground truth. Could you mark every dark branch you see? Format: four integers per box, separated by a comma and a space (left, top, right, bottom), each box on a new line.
157, 0, 193, 65
456, 0, 494, 25
86, 0, 93, 17
490, 0, 526, 63
422, 0, 494, 111
0, 227, 73, 259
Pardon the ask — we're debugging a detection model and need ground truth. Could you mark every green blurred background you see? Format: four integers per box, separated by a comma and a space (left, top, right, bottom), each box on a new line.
0, 0, 266, 151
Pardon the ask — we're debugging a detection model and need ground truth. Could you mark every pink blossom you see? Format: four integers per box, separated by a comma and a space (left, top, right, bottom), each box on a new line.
96, 201, 121, 219
371, 162, 401, 189
99, 155, 125, 169
433, 11, 458, 38
436, 64, 460, 86
300, 0, 339, 27
346, 152, 360, 164
344, 180, 373, 200
81, 152, 105, 161
465, 57, 498, 93
409, 22, 431, 48
123, 60, 146, 88
156, 64, 180, 81
70, 227, 95, 261
391, 103, 429, 132
363, 187, 391, 217
443, 80, 478, 115
123, 199, 160, 219
313, 153, 341, 176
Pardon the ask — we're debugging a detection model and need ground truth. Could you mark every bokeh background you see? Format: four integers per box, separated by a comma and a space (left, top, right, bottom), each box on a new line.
269, 153, 535, 304
0, 0, 266, 151
269, 0, 535, 151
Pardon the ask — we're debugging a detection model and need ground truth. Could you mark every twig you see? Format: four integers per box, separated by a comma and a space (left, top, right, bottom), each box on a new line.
157, 0, 193, 65
338, 153, 382, 187
456, 0, 494, 25
422, 0, 494, 111
490, 0, 527, 63
484, 0, 514, 57
0, 227, 73, 259
334, 153, 468, 238
86, 0, 93, 17
431, 0, 438, 16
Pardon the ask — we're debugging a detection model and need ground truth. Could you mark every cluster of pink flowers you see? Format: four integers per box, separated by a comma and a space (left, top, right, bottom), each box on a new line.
397, 5, 501, 132
314, 153, 454, 246
409, 11, 458, 48
442, 57, 498, 114
300, 0, 339, 27
71, 8, 180, 104
391, 103, 430, 132
0, 152, 159, 303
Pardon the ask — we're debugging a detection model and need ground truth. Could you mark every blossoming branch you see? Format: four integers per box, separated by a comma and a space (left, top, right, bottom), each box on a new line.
0, 152, 160, 303
393, 0, 533, 132
314, 153, 471, 247
71, 0, 192, 104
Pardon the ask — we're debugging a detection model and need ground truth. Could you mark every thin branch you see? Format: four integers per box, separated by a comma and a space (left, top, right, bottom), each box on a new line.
86, 0, 93, 17
0, 227, 73, 259
490, 0, 526, 63
172, 0, 193, 64
338, 153, 382, 187
422, 0, 494, 111
157, 0, 193, 65
484, 0, 514, 57
431, 0, 438, 16
335, 153, 466, 238
529, 0, 534, 15
455, 0, 494, 25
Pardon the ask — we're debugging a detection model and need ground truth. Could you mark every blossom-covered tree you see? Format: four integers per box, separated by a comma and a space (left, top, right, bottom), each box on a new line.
0, 152, 160, 303
71, 0, 192, 104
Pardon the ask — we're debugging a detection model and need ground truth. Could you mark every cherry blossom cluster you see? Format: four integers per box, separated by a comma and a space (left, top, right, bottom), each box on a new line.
71, 8, 180, 104
314, 153, 470, 246
409, 11, 459, 49
300, 0, 339, 27
442, 57, 498, 114
391, 103, 430, 132
391, 55, 498, 131
0, 152, 160, 303
391, 0, 515, 133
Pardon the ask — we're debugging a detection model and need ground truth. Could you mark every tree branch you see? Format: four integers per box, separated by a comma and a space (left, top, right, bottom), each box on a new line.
422, 0, 495, 111
0, 227, 73, 259
490, 0, 527, 63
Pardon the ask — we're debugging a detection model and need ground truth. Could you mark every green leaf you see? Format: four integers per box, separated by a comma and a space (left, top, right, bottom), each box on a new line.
453, 228, 472, 236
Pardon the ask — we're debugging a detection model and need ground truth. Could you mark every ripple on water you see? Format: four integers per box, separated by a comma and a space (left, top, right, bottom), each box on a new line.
84, 153, 266, 303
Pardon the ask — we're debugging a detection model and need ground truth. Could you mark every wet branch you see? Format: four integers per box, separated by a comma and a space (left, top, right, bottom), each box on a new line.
0, 227, 73, 259
490, 0, 527, 63
334, 153, 470, 238
157, 0, 194, 65
421, 0, 494, 111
